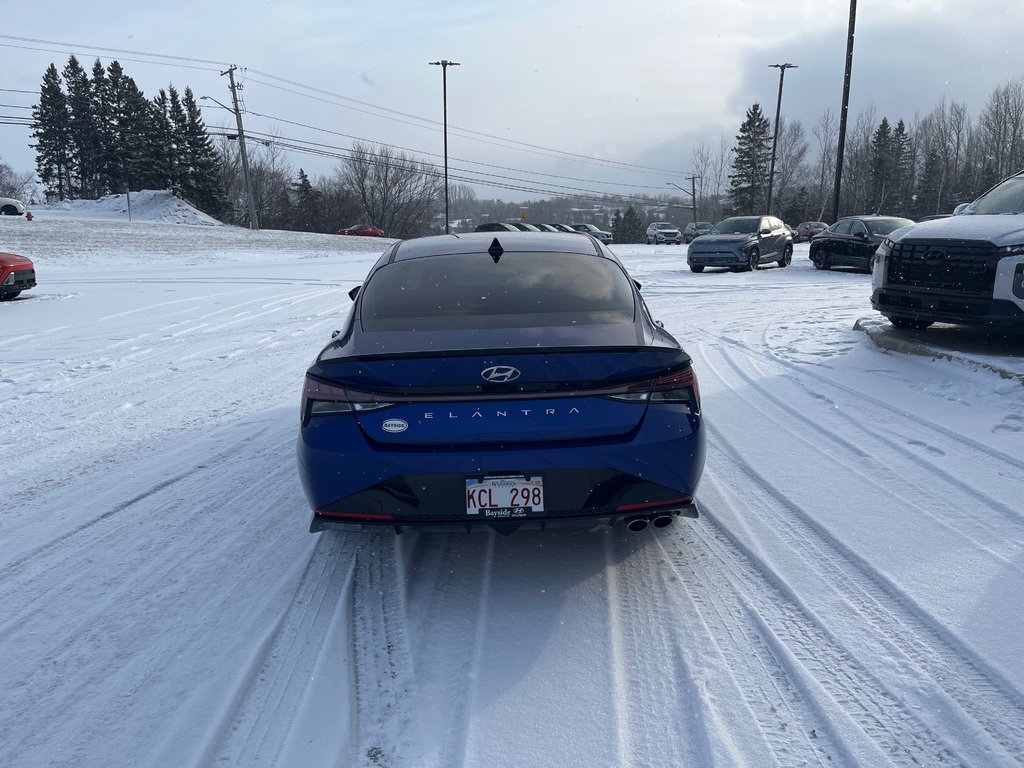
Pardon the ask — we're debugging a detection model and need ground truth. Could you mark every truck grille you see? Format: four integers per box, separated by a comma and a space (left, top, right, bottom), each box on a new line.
886, 240, 998, 296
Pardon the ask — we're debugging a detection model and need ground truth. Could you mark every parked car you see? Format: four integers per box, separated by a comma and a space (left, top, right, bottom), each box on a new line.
507, 221, 542, 232
571, 223, 613, 244
0, 197, 26, 216
550, 223, 580, 233
683, 221, 713, 243
0, 250, 37, 300
646, 222, 682, 245
531, 223, 560, 232
795, 221, 828, 241
338, 224, 385, 237
474, 222, 520, 232
686, 216, 793, 273
810, 216, 914, 272
872, 169, 1024, 329
297, 231, 705, 533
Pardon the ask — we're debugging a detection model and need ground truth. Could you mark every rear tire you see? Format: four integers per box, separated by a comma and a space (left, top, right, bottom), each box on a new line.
778, 245, 792, 268
690, 265, 704, 273
0, 205, 18, 216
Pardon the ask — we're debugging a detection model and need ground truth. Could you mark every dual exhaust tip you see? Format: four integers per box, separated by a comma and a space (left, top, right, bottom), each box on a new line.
625, 515, 674, 532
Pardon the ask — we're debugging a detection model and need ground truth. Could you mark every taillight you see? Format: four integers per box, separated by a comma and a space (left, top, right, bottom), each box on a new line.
301, 376, 395, 424
650, 365, 700, 408
605, 364, 700, 410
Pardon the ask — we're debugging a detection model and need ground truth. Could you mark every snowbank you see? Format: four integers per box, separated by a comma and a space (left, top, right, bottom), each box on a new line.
29, 189, 222, 226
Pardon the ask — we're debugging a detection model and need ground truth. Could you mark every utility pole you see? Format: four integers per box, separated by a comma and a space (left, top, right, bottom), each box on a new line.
222, 65, 259, 230
767, 63, 797, 216
686, 174, 699, 224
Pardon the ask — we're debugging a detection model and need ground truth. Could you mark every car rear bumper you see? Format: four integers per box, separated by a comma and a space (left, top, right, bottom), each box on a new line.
298, 406, 704, 531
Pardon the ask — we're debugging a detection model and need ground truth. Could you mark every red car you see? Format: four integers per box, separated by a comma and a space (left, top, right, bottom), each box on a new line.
338, 224, 386, 238
795, 221, 828, 242
0, 251, 36, 300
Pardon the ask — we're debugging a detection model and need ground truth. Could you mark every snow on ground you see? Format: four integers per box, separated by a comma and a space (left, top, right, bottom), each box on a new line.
1, 203, 1023, 767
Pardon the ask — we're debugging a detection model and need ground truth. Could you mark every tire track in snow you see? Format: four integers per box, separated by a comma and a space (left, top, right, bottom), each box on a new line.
708, 345, 1024, 566
695, 327, 1024, 474
702, 435, 1024, 765
604, 531, 813, 767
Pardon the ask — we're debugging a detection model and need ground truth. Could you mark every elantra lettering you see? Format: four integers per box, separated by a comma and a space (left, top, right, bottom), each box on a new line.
423, 407, 580, 420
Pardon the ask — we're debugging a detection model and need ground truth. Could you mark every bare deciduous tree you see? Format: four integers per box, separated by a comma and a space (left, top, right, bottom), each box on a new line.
341, 141, 442, 239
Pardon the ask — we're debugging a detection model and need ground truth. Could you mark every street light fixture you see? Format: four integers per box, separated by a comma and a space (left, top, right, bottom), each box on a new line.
429, 59, 460, 234
766, 63, 797, 216
201, 94, 258, 230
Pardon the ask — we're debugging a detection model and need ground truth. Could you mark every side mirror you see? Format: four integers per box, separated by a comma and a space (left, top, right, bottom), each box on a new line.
633, 279, 643, 291
953, 203, 970, 215
331, 329, 341, 339
759, 228, 771, 235
348, 285, 361, 301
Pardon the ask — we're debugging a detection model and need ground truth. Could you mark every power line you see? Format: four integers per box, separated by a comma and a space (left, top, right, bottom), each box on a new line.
242, 71, 686, 177
0, 34, 230, 67
234, 107, 674, 192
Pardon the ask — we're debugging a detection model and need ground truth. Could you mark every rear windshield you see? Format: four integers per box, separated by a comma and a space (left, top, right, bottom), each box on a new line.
866, 218, 914, 235
360, 252, 636, 331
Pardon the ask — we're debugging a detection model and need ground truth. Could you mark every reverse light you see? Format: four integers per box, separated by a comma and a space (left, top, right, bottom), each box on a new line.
606, 364, 700, 410
301, 376, 394, 424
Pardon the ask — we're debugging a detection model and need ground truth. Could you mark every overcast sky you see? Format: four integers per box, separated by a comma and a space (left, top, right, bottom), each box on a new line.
3, 0, 1022, 204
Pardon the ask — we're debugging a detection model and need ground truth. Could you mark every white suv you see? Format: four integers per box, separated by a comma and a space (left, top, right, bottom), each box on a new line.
871, 170, 1024, 329
646, 222, 682, 244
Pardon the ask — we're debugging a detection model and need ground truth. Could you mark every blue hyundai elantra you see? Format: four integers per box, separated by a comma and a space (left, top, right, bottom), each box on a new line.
297, 231, 705, 534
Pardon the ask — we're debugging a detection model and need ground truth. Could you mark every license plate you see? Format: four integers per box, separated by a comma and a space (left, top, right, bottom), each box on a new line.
465, 475, 544, 518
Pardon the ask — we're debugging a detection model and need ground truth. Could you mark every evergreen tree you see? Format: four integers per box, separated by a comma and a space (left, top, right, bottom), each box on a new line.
32, 64, 73, 200
616, 205, 646, 244
147, 89, 176, 191
290, 168, 322, 231
100, 61, 131, 194
728, 103, 771, 213
89, 58, 115, 197
891, 119, 914, 215
610, 209, 623, 240
63, 55, 100, 198
179, 87, 224, 215
869, 117, 894, 213
121, 77, 158, 191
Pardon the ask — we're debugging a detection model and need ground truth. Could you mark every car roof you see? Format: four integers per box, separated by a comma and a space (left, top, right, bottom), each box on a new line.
389, 231, 605, 262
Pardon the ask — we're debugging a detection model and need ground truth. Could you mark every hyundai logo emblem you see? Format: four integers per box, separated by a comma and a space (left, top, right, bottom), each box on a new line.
923, 248, 946, 262
481, 365, 521, 383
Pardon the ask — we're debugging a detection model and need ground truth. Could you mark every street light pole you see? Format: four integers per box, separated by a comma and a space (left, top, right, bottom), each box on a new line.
429, 59, 460, 234
832, 0, 857, 223
767, 63, 797, 216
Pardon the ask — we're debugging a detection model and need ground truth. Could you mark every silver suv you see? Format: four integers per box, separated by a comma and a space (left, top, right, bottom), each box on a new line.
646, 222, 682, 244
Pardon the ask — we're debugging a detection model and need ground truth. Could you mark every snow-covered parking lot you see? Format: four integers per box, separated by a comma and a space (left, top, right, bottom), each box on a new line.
2, 206, 1023, 767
